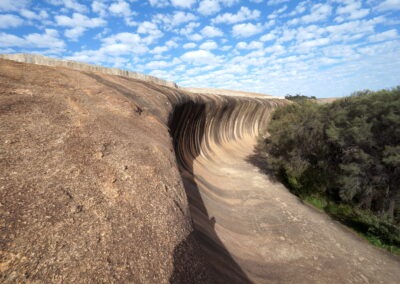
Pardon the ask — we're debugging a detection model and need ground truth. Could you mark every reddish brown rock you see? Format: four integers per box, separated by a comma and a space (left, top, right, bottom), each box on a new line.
0, 56, 399, 283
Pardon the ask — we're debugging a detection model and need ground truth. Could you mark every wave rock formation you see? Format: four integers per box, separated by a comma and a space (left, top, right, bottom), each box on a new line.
1, 55, 399, 283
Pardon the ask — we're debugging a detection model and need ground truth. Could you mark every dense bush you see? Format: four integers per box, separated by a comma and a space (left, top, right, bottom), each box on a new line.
261, 87, 400, 247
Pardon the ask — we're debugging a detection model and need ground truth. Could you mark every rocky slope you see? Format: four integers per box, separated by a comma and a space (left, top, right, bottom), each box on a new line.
0, 56, 399, 283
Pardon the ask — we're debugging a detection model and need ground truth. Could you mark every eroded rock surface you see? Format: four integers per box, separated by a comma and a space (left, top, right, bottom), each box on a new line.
0, 56, 399, 283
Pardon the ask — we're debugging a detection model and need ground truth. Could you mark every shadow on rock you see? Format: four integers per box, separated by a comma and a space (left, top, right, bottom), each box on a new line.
169, 101, 252, 283
245, 143, 279, 183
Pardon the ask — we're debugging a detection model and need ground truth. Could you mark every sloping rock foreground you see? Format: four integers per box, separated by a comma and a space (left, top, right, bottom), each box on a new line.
0, 56, 399, 283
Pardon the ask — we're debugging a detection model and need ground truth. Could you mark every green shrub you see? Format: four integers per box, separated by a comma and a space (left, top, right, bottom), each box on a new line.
260, 86, 400, 254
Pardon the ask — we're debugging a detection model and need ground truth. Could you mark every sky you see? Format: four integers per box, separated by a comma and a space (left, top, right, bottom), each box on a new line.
0, 0, 399, 98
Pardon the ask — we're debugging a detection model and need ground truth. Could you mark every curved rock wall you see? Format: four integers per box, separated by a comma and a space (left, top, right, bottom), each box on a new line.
168, 95, 285, 282
169, 96, 280, 173
0, 55, 284, 282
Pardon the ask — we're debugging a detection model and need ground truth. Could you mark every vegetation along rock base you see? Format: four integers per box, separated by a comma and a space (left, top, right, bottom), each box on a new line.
259, 87, 400, 254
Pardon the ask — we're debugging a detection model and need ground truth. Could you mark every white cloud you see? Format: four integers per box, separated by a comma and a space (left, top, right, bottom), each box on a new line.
325, 18, 379, 42
178, 22, 200, 37
145, 59, 180, 69
278, 28, 296, 42
166, 39, 178, 48
183, 42, 197, 49
200, 40, 218, 50
265, 19, 276, 29
65, 27, 86, 41
337, 0, 360, 14
102, 33, 147, 50
294, 25, 325, 42
198, 0, 221, 16
368, 29, 398, 42
55, 13, 105, 28
303, 3, 332, 23
356, 40, 400, 58
154, 12, 197, 30
221, 45, 232, 51
322, 44, 357, 58
0, 29, 65, 51
335, 9, 369, 22
268, 4, 288, 20
297, 38, 331, 50
63, 0, 88, 13
0, 0, 29, 11
171, 12, 198, 26
188, 33, 203, 41
201, 25, 224, 37
171, 0, 197, 9
148, 0, 169, 7
376, 0, 400, 11
289, 1, 308, 16
181, 49, 220, 65
0, 14, 24, 28
212, 6, 260, 24
0, 32, 26, 47
290, 3, 332, 25
91, 1, 108, 17
236, 41, 263, 50
151, 46, 168, 54
20, 9, 49, 20
55, 12, 105, 40
220, 0, 239, 6
335, 1, 369, 22
26, 29, 65, 49
137, 21, 163, 38
47, 0, 88, 13
110, 1, 132, 17
260, 32, 276, 42
68, 32, 151, 63
146, 60, 169, 69
149, 40, 177, 55
277, 4, 288, 13
267, 0, 289, 5
232, 23, 263, 38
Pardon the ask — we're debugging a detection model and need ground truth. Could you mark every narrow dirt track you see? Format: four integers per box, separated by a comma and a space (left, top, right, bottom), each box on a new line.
185, 135, 400, 283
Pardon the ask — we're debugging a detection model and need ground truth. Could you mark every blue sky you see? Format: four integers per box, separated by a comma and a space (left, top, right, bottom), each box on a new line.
0, 0, 399, 98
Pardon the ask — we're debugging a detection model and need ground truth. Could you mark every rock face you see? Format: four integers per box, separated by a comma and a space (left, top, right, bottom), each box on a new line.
0, 54, 178, 89
0, 56, 279, 282
1, 56, 399, 283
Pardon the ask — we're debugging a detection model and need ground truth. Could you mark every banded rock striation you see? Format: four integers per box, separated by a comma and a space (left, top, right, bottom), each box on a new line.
0, 55, 399, 283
